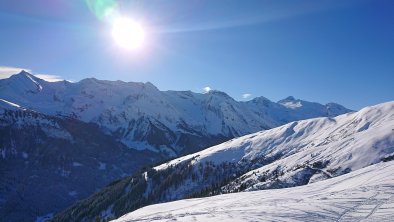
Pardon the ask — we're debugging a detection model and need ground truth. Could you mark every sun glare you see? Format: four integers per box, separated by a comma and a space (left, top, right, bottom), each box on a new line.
111, 17, 145, 50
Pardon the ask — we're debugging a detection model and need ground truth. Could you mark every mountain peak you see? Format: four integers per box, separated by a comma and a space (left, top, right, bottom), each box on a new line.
278, 96, 303, 109
325, 102, 354, 116
6, 70, 43, 92
251, 96, 271, 102
14, 70, 37, 79
280, 96, 296, 102
207, 90, 230, 97
205, 90, 235, 102
144, 81, 159, 91
18, 69, 30, 75
80, 77, 98, 83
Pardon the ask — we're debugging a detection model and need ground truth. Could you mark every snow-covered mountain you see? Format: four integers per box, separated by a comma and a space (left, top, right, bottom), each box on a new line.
160, 101, 394, 193
113, 160, 394, 222
0, 71, 352, 222
51, 101, 394, 222
0, 71, 351, 156
0, 106, 162, 222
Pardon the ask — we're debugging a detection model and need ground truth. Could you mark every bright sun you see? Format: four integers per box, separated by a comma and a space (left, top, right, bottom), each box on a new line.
111, 17, 145, 50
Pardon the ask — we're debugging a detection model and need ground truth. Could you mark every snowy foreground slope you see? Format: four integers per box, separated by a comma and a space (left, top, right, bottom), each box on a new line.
113, 161, 394, 222
51, 101, 394, 222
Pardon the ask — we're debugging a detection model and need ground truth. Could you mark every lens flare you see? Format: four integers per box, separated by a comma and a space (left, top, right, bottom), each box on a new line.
111, 17, 145, 50
85, 0, 118, 21
85, 0, 146, 51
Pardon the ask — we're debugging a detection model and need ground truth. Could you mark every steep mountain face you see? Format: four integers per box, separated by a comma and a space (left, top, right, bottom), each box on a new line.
51, 101, 394, 222
112, 161, 394, 222
0, 71, 351, 156
0, 105, 162, 222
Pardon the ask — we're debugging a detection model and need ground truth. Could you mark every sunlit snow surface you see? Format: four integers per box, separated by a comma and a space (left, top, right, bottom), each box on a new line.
112, 101, 394, 222
113, 161, 394, 222
154, 101, 394, 180
0, 71, 351, 153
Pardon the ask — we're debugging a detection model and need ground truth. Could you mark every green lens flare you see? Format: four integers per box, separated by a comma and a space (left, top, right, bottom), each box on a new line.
85, 0, 118, 21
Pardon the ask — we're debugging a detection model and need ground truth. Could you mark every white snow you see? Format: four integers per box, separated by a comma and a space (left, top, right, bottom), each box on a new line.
0, 71, 351, 152
0, 106, 74, 141
108, 101, 394, 222
280, 100, 303, 109
0, 98, 22, 108
154, 101, 394, 181
25, 72, 43, 91
112, 161, 394, 222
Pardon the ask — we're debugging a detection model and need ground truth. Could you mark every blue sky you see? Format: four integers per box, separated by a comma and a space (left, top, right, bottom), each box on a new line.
0, 0, 393, 109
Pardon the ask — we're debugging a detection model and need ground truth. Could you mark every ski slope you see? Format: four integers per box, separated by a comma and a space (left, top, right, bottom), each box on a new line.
113, 161, 394, 222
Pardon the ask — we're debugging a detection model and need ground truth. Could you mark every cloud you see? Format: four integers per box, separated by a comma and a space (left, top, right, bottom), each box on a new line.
0, 66, 64, 82
242, 93, 252, 99
0, 66, 31, 79
34, 74, 64, 82
202, 86, 211, 93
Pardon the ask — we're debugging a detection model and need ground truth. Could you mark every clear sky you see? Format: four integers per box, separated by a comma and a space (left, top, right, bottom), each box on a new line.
0, 0, 393, 110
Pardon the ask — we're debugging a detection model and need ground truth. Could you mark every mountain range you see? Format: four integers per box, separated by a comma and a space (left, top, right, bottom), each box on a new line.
0, 71, 353, 222
50, 100, 394, 222
1, 71, 351, 156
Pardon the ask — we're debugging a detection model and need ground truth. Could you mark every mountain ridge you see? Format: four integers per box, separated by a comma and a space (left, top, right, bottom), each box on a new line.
50, 101, 394, 222
0, 71, 352, 156
0, 71, 353, 222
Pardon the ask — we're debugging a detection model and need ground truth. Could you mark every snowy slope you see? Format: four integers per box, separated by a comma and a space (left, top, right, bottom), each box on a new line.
155, 101, 394, 175
113, 161, 394, 222
0, 99, 25, 111
0, 71, 351, 155
51, 101, 393, 222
